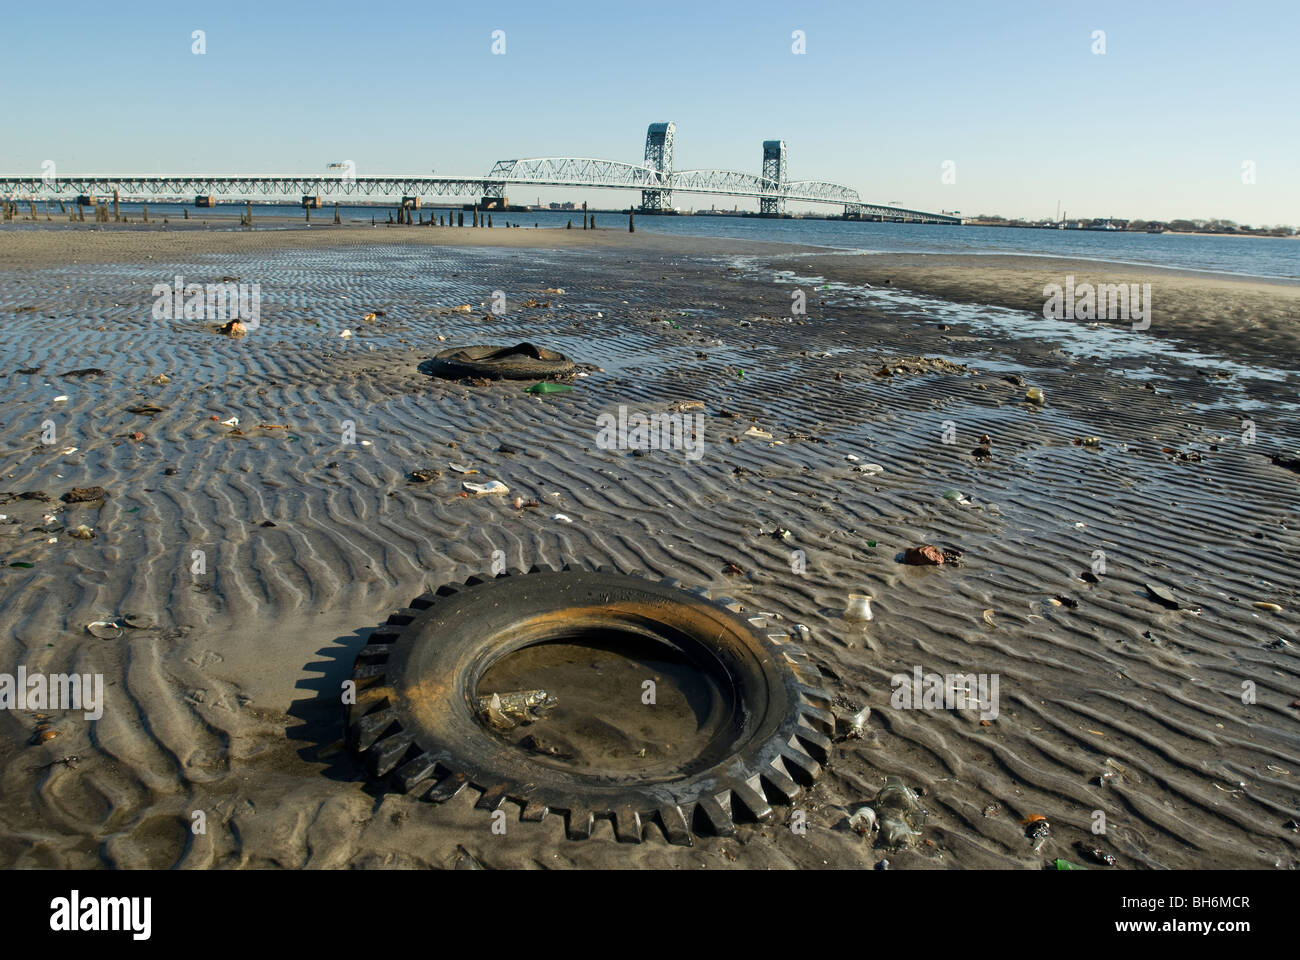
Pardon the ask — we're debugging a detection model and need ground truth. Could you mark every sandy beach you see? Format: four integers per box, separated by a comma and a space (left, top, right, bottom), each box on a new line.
1, 223, 1297, 870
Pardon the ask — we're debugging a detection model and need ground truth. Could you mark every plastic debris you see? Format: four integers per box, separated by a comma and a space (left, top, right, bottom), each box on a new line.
838, 705, 870, 740
219, 417, 239, 427
1026, 387, 1045, 405
69, 525, 94, 540
339, 329, 353, 338
53, 395, 69, 402
462, 480, 509, 496
1253, 601, 1283, 613
848, 806, 877, 836
552, 514, 572, 523
525, 382, 573, 394
86, 620, 123, 640
844, 593, 874, 622
448, 463, 478, 474
1054, 858, 1084, 870
743, 426, 773, 439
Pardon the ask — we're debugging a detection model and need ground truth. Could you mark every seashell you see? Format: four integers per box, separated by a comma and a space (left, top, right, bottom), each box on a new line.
86, 620, 122, 639
462, 480, 509, 496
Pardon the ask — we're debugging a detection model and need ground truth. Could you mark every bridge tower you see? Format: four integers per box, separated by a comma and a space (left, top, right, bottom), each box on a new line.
639, 122, 676, 212
759, 140, 787, 216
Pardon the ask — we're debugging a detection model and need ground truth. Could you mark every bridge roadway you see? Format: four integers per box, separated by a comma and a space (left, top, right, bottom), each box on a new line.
0, 166, 959, 223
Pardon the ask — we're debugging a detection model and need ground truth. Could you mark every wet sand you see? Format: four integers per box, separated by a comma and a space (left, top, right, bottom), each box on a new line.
0, 225, 1297, 869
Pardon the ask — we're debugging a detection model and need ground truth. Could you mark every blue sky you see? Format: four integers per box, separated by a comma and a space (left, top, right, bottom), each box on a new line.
3, 0, 1297, 223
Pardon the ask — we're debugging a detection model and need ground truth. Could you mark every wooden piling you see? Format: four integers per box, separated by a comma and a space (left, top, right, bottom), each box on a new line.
629, 209, 634, 232
113, 189, 119, 221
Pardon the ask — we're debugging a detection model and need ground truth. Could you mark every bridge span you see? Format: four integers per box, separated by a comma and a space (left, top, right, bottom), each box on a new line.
0, 123, 962, 224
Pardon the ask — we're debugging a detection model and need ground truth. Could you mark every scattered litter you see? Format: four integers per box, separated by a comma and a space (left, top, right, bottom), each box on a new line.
943, 489, 971, 505
1074, 437, 1102, 447
61, 447, 77, 455
339, 329, 353, 339
1253, 601, 1283, 613
1021, 814, 1051, 852
69, 525, 94, 540
1025, 387, 1045, 405
53, 395, 68, 403
408, 469, 441, 483
448, 463, 478, 474
218, 319, 247, 337
843, 593, 874, 622
525, 382, 572, 394
902, 545, 945, 566
552, 514, 572, 523
859, 463, 885, 475
1075, 843, 1117, 866
462, 480, 509, 496
86, 620, 123, 640
541, 288, 565, 295
513, 497, 539, 510
848, 806, 877, 836
452, 305, 473, 312
743, 426, 773, 439
722, 562, 746, 576
838, 705, 870, 740
219, 417, 239, 427
1053, 859, 1084, 870
982, 609, 996, 627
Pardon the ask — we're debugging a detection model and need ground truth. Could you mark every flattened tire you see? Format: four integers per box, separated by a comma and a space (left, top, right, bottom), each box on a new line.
346, 566, 834, 845
430, 342, 574, 380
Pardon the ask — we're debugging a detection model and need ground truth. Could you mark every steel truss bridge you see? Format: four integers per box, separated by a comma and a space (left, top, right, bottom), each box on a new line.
0, 122, 961, 224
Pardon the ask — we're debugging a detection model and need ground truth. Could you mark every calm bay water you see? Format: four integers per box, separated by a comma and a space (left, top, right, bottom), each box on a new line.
34, 200, 1300, 280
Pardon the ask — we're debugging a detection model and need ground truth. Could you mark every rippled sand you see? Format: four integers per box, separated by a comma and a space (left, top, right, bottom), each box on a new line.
0, 225, 1296, 869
